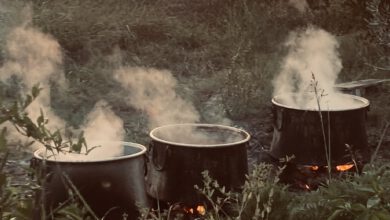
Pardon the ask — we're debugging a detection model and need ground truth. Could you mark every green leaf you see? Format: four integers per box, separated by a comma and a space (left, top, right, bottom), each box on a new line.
239, 194, 257, 220
351, 203, 368, 212
37, 114, 44, 126
367, 196, 381, 209
57, 209, 84, 220
355, 185, 376, 194
356, 211, 372, 220
327, 209, 344, 220
32, 84, 41, 98
369, 214, 380, 220
23, 95, 33, 108
371, 180, 382, 193
14, 199, 35, 220
72, 142, 82, 153
52, 130, 63, 147
375, 210, 390, 220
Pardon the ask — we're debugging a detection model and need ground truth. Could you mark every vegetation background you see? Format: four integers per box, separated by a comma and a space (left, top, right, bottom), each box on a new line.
0, 0, 389, 219
1, 0, 389, 147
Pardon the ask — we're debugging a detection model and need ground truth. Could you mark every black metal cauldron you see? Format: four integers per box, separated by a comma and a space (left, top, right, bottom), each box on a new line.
32, 142, 149, 220
270, 94, 370, 166
146, 123, 250, 205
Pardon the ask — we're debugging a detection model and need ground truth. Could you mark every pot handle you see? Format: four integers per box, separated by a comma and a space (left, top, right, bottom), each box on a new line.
143, 154, 148, 176
150, 142, 170, 171
29, 157, 39, 179
272, 106, 284, 131
365, 105, 370, 120
29, 157, 53, 183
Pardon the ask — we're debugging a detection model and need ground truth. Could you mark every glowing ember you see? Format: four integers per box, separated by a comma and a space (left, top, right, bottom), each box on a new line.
183, 207, 193, 214
336, 164, 354, 171
196, 205, 206, 215
182, 205, 206, 215
303, 164, 355, 172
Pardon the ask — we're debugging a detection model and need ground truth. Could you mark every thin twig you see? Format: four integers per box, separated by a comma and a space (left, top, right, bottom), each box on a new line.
345, 144, 359, 174
312, 73, 332, 179
47, 196, 75, 217
101, 206, 120, 220
0, 150, 9, 173
327, 106, 331, 174
62, 173, 100, 220
370, 122, 390, 164
364, 62, 390, 71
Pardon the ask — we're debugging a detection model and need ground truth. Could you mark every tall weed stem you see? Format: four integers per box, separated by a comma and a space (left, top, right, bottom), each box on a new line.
311, 73, 332, 180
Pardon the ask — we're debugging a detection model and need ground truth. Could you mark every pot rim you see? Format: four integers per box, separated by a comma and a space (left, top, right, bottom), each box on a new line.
33, 141, 147, 163
149, 123, 251, 148
272, 93, 370, 111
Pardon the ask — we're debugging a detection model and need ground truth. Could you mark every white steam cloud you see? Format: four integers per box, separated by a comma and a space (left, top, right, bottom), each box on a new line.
113, 67, 239, 145
52, 100, 125, 161
114, 67, 200, 129
114, 67, 211, 144
82, 100, 125, 157
273, 27, 362, 110
274, 27, 342, 98
288, 0, 309, 13
0, 7, 126, 160
0, 12, 66, 143
1, 26, 65, 89
5, 25, 66, 131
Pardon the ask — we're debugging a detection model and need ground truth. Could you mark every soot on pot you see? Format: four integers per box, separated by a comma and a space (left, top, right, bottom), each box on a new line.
147, 123, 250, 205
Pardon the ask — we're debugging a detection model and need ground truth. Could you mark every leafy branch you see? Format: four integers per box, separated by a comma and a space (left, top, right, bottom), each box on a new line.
0, 84, 93, 155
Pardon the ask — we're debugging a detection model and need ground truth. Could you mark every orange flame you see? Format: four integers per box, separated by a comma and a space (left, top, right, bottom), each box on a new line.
310, 165, 319, 171
196, 205, 206, 215
336, 164, 354, 171
183, 207, 193, 214
182, 205, 206, 215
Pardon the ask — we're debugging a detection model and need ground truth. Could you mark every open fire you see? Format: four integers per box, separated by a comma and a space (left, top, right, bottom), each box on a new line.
304, 164, 355, 172
294, 163, 358, 191
336, 164, 354, 171
182, 205, 206, 216
167, 203, 206, 219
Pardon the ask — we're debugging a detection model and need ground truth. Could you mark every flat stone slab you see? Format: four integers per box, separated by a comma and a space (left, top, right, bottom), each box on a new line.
334, 79, 390, 96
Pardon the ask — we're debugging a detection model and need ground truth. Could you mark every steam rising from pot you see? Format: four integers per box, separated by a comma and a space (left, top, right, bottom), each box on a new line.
0, 6, 126, 160
0, 7, 66, 147
82, 101, 125, 155
288, 0, 308, 12
273, 27, 364, 110
0, 8, 66, 132
113, 67, 236, 144
50, 100, 125, 161
114, 67, 200, 128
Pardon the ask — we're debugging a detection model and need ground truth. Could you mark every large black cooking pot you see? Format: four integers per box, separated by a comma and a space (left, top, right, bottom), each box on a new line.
270, 94, 370, 165
146, 124, 250, 205
32, 142, 149, 220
